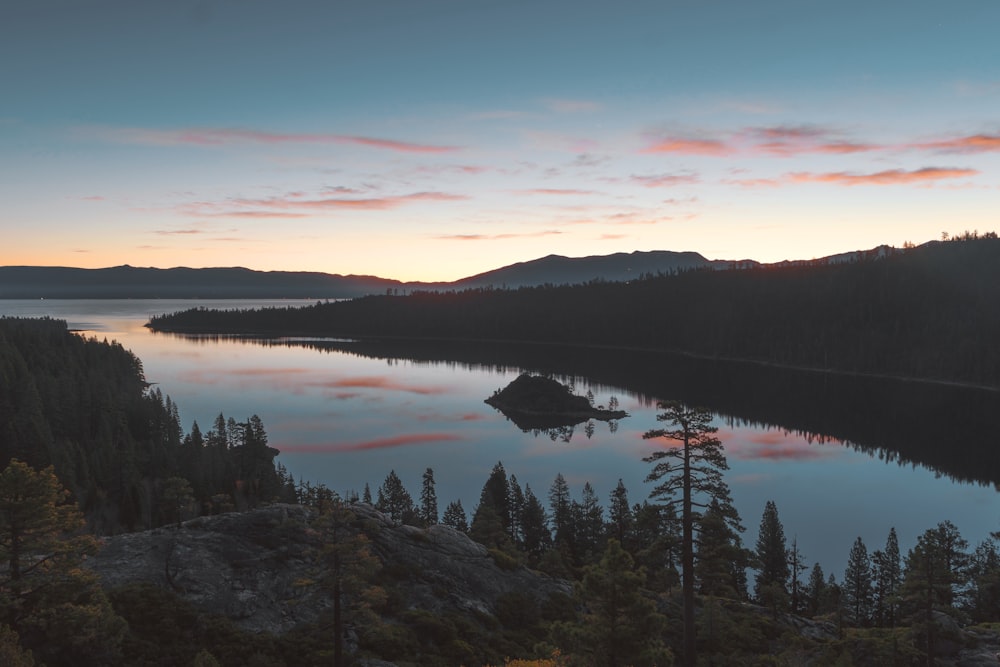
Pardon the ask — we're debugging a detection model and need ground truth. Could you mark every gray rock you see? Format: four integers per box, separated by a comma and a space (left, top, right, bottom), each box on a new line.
87, 503, 570, 636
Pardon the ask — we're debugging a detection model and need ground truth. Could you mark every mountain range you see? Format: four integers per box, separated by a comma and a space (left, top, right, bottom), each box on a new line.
0, 247, 889, 299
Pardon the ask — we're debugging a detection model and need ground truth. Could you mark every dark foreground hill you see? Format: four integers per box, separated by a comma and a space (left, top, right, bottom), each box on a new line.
148, 237, 1000, 389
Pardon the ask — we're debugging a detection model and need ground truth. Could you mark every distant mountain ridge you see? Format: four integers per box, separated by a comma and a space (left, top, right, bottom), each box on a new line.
0, 246, 891, 299
0, 264, 403, 299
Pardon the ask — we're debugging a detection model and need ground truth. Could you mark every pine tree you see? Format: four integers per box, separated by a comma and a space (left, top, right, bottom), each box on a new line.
577, 482, 605, 563
805, 563, 827, 617
643, 402, 740, 667
375, 470, 414, 525
442, 499, 469, 533
695, 499, 751, 600
509, 474, 526, 544
606, 479, 632, 544
872, 527, 902, 627
520, 484, 551, 562
548, 473, 574, 553
551, 539, 672, 666
753, 500, 790, 608
788, 536, 808, 614
843, 536, 873, 626
0, 460, 127, 664
966, 538, 1000, 624
311, 500, 384, 667
419, 468, 438, 526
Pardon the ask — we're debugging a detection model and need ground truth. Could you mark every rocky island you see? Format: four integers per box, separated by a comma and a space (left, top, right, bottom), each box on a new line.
485, 373, 628, 431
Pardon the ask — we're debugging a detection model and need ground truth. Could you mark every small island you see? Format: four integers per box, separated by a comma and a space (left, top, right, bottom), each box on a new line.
485, 373, 628, 431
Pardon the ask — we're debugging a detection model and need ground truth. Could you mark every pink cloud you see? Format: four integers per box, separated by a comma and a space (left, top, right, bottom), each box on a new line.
788, 167, 978, 186
279, 432, 465, 453
315, 376, 449, 395
641, 137, 731, 156
746, 125, 882, 156
721, 429, 841, 461
911, 134, 1000, 154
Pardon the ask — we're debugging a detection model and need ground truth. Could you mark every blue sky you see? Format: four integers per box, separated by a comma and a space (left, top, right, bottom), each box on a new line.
2, 0, 998, 281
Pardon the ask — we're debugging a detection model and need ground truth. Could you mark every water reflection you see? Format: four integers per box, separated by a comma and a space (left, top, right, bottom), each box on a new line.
159, 332, 1000, 488
5, 300, 999, 582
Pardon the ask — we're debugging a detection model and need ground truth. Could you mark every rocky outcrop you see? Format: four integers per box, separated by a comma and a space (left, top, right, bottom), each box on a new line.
87, 503, 570, 635
485, 373, 627, 430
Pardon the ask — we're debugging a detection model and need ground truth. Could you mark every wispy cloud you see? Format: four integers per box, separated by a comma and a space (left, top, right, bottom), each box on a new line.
513, 188, 599, 196
631, 172, 700, 188
788, 167, 978, 186
181, 191, 468, 217
641, 137, 732, 156
910, 134, 1000, 154
154, 228, 208, 235
746, 125, 882, 156
437, 230, 563, 241
86, 126, 460, 153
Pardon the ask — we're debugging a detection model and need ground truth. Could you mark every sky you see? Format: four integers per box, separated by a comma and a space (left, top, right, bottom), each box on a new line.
2, 0, 998, 282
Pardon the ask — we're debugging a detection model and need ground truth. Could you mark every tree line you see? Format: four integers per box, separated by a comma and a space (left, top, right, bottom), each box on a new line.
344, 410, 1000, 666
0, 317, 291, 533
149, 236, 1000, 388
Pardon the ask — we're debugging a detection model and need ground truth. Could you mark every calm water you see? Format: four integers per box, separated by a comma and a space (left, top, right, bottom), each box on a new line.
3, 299, 999, 579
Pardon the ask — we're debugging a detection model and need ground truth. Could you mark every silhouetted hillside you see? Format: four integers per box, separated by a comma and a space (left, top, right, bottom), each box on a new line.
148, 237, 1000, 388
452, 249, 750, 288
0, 265, 402, 299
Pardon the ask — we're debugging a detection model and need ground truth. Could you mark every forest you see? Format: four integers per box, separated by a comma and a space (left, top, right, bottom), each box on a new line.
148, 236, 1000, 389
2, 315, 1000, 665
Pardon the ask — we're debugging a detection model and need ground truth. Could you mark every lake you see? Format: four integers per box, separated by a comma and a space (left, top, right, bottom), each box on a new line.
3, 298, 999, 580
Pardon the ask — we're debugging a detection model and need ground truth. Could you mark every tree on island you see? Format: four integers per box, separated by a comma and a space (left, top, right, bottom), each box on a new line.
643, 402, 741, 667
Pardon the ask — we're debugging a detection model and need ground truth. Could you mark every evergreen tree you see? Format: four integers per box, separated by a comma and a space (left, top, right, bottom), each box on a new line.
643, 402, 740, 667
551, 539, 672, 666
0, 460, 127, 665
441, 499, 469, 533
606, 479, 632, 544
753, 500, 790, 607
788, 536, 808, 614
362, 483, 372, 505
966, 538, 1000, 623
577, 482, 605, 563
508, 474, 526, 544
311, 500, 384, 667
548, 473, 575, 554
843, 536, 873, 626
695, 499, 751, 600
471, 462, 514, 548
872, 527, 902, 627
419, 468, 438, 526
805, 563, 827, 617
375, 470, 414, 525
519, 484, 551, 563
901, 527, 961, 665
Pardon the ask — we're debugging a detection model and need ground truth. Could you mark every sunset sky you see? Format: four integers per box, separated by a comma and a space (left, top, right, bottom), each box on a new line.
2, 0, 998, 282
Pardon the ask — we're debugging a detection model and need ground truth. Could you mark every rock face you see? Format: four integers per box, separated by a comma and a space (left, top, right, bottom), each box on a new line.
87, 503, 570, 635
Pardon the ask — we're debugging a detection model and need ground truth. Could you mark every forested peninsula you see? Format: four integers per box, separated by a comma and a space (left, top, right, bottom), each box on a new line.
148, 236, 1000, 389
